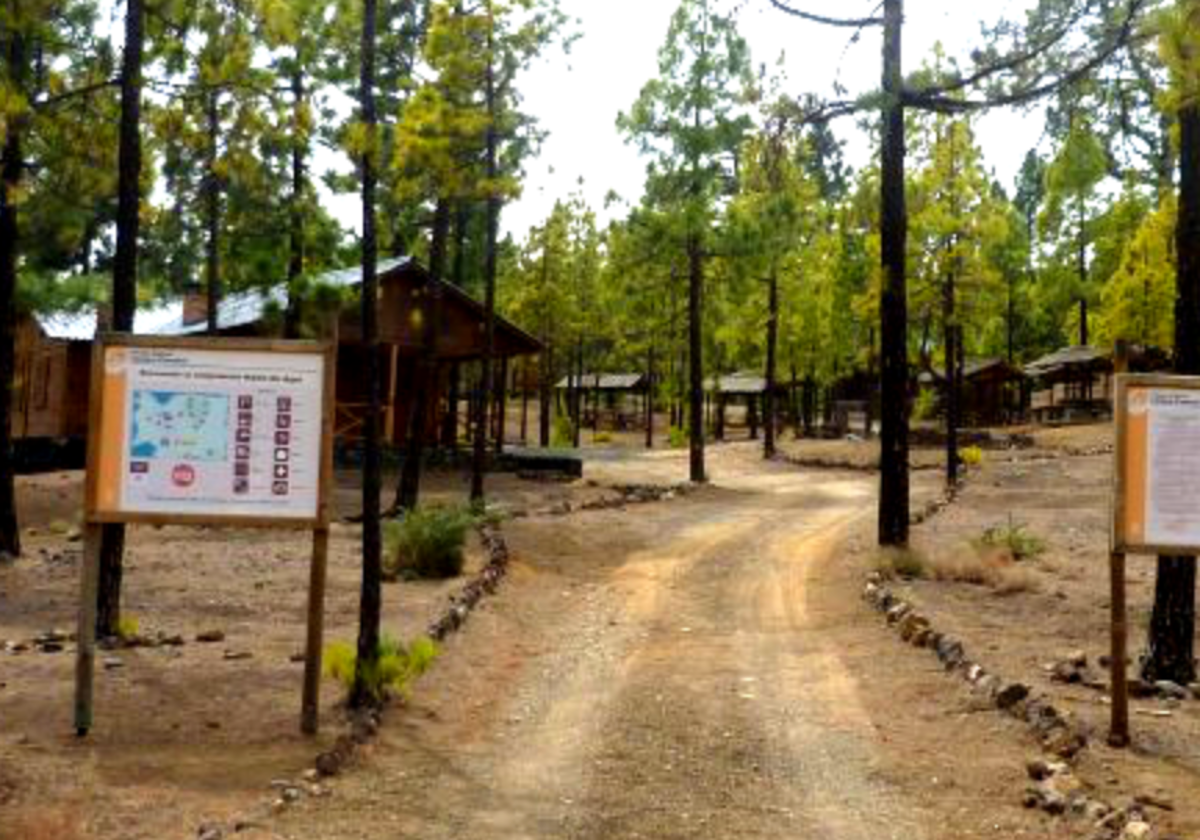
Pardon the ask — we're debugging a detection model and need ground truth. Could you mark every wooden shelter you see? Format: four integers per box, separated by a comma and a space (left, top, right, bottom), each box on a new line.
705, 372, 785, 440
1024, 346, 1114, 423
152, 257, 543, 448
554, 373, 647, 430
11, 304, 180, 467
918, 358, 1025, 427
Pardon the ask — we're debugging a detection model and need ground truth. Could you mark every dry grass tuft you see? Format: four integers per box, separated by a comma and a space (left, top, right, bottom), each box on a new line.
873, 547, 928, 580
1, 808, 86, 840
925, 547, 1038, 594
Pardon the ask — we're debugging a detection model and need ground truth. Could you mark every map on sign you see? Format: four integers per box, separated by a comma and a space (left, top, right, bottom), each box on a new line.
130, 391, 230, 462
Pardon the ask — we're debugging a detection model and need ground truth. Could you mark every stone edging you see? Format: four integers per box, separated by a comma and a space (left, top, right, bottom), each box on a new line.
195, 524, 516, 840
511, 482, 693, 519
862, 576, 1159, 840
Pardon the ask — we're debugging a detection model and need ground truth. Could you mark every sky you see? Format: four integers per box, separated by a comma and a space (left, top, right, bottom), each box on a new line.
495, 0, 1051, 240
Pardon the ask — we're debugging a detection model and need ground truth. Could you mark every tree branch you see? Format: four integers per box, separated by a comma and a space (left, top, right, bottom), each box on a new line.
765, 0, 883, 28
32, 77, 119, 111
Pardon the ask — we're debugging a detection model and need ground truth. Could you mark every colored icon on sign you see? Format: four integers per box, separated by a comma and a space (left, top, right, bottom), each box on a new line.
171, 464, 196, 488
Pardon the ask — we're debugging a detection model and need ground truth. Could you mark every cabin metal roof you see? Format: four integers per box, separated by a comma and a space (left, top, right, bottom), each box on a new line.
918, 357, 1022, 385
36, 302, 183, 341
706, 373, 772, 394
1024, 346, 1111, 378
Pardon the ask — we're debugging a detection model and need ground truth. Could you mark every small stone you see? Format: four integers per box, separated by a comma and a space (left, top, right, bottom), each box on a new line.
315, 751, 342, 777
196, 823, 224, 840
281, 786, 302, 803
1134, 793, 1174, 812
102, 657, 124, 670
222, 650, 251, 661
195, 630, 225, 643
65, 528, 83, 543
302, 768, 320, 783
1154, 680, 1189, 700
996, 682, 1030, 710
1026, 758, 1068, 781
1120, 819, 1153, 840
1065, 649, 1088, 667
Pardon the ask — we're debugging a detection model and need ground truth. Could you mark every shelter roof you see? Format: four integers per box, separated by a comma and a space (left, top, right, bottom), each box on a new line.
1024, 346, 1111, 379
918, 357, 1023, 385
706, 373, 772, 394
555, 373, 644, 390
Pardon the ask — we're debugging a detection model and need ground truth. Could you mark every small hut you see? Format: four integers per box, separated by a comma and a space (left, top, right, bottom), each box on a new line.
1023, 346, 1113, 423
705, 373, 784, 440
554, 373, 647, 431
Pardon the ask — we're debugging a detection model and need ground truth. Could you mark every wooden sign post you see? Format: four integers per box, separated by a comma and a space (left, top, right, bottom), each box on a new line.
1110, 373, 1200, 747
74, 335, 336, 737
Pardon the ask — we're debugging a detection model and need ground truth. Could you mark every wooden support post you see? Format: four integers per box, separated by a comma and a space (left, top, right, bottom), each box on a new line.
384, 345, 399, 446
1109, 549, 1130, 748
301, 526, 330, 735
74, 523, 103, 736
495, 356, 508, 454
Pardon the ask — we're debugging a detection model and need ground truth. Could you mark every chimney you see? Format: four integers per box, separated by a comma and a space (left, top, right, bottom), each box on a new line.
182, 283, 207, 327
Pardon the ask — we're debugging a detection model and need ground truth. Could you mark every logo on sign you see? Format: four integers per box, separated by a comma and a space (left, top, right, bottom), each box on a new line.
171, 464, 196, 488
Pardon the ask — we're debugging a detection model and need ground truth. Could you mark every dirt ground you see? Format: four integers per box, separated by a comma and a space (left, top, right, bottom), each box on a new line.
3, 430, 1195, 838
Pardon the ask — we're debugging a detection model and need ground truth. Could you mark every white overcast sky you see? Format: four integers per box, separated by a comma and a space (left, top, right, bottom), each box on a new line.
494, 0, 1049, 240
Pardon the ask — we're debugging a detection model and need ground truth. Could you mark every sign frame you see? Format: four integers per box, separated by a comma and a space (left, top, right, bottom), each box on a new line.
1112, 373, 1200, 556
75, 334, 337, 738
83, 334, 337, 531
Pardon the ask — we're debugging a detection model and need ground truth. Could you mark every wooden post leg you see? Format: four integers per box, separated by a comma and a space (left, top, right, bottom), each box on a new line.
301, 527, 330, 735
1109, 550, 1130, 748
74, 524, 103, 736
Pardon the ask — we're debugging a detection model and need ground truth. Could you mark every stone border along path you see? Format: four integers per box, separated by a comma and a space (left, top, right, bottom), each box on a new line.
509, 481, 693, 519
861, 473, 1164, 840
194, 522, 515, 840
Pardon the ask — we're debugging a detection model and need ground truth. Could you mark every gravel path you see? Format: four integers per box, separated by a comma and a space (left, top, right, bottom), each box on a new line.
274, 450, 932, 839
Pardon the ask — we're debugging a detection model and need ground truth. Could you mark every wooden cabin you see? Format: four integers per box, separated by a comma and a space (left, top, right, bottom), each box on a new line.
152, 256, 543, 449
11, 305, 180, 467
1024, 346, 1113, 424
918, 358, 1025, 427
705, 372, 787, 440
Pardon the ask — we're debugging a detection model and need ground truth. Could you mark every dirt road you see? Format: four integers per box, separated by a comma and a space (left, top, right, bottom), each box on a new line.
274, 448, 956, 839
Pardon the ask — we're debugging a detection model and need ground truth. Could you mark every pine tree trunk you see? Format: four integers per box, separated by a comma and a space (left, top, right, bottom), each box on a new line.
764, 270, 778, 459
470, 5, 499, 503
395, 199, 449, 512
204, 89, 221, 335
645, 345, 655, 449
943, 266, 959, 488
98, 0, 144, 636
351, 0, 383, 710
687, 234, 705, 482
539, 343, 552, 447
284, 66, 306, 340
1143, 100, 1200, 686
0, 28, 26, 561
878, 0, 909, 545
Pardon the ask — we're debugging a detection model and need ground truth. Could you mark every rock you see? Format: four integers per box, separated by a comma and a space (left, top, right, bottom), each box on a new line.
1083, 800, 1111, 823
936, 636, 965, 669
1026, 758, 1069, 781
102, 657, 124, 670
65, 528, 83, 543
281, 786, 302, 803
302, 768, 320, 783
1120, 820, 1153, 840
195, 630, 225, 643
315, 751, 342, 777
222, 650, 251, 661
1065, 649, 1088, 667
159, 633, 186, 647
1051, 660, 1085, 684
996, 682, 1031, 710
196, 823, 224, 840
1134, 793, 1174, 812
1154, 680, 1189, 701
1042, 726, 1087, 759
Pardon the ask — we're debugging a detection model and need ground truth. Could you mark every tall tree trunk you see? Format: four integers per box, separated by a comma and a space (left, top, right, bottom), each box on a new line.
0, 26, 27, 561
878, 0, 909, 545
284, 66, 306, 339
204, 89, 221, 335
539, 343, 552, 446
645, 345, 655, 449
764, 270, 778, 459
351, 0, 383, 710
395, 199, 449, 512
1142, 100, 1200, 685
470, 5, 499, 503
943, 262, 959, 488
97, 0, 144, 636
687, 234, 705, 482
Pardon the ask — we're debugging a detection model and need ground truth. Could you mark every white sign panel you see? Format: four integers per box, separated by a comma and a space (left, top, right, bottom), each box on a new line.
93, 343, 328, 521
1144, 388, 1200, 548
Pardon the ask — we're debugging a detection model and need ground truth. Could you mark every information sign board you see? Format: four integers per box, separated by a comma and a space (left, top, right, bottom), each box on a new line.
1113, 374, 1200, 555
85, 336, 334, 528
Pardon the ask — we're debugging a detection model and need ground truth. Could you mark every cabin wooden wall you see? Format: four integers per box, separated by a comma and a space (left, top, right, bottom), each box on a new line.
11, 319, 88, 441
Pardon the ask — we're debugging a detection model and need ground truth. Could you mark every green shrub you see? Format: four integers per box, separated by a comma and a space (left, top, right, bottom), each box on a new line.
960, 445, 985, 467
913, 389, 937, 421
668, 426, 688, 449
593, 431, 613, 444
552, 413, 576, 447
976, 517, 1045, 561
383, 505, 473, 580
116, 615, 140, 640
324, 636, 439, 703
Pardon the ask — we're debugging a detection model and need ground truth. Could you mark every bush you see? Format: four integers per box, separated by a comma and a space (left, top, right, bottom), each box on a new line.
552, 412, 576, 447
383, 505, 473, 580
913, 389, 937, 421
116, 615, 140, 640
668, 426, 688, 449
593, 431, 613, 444
324, 636, 439, 704
976, 518, 1045, 561
874, 547, 927, 580
960, 445, 985, 467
